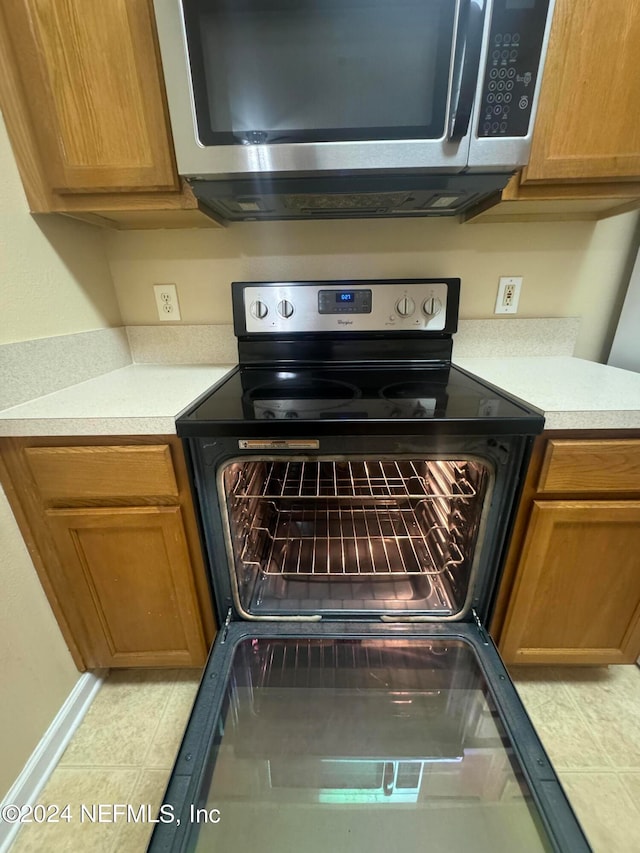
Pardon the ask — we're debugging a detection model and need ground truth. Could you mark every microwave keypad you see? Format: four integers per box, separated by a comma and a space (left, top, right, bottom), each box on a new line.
478, 0, 550, 139
484, 37, 518, 135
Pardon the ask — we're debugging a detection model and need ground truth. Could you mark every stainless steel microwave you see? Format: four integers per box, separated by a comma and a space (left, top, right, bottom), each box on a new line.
153, 0, 555, 221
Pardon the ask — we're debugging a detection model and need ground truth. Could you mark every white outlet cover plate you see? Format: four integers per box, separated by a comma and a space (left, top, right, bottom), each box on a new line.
153, 284, 181, 321
495, 276, 522, 315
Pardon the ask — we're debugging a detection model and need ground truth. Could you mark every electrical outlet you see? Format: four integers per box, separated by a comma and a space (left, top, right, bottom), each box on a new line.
153, 284, 181, 321
494, 276, 522, 315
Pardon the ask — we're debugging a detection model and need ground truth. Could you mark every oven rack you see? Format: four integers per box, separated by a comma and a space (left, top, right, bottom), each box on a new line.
241, 504, 464, 579
235, 460, 476, 501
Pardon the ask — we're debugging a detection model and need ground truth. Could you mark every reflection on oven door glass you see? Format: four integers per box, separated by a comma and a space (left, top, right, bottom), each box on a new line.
192, 638, 552, 853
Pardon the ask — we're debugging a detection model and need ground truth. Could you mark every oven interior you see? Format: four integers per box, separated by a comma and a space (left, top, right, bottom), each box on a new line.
221, 457, 492, 619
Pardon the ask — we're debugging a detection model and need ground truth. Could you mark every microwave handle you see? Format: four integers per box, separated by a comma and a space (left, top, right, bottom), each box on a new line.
448, 0, 486, 142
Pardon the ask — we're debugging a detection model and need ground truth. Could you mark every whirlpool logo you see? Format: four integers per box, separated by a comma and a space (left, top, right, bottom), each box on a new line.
337, 319, 354, 326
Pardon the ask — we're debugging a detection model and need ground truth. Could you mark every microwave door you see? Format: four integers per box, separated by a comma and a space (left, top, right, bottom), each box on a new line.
153, 0, 478, 178
148, 622, 589, 853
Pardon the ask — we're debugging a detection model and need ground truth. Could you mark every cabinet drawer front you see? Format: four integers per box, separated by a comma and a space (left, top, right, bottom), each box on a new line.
26, 445, 179, 504
538, 439, 640, 494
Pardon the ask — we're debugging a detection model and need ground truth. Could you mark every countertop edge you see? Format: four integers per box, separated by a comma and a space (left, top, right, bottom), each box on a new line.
1, 358, 640, 436
0, 417, 181, 437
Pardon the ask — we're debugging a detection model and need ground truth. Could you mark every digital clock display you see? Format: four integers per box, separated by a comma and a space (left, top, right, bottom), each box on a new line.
318, 288, 371, 314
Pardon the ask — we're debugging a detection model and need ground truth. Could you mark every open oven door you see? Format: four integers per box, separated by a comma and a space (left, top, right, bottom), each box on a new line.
147, 622, 590, 853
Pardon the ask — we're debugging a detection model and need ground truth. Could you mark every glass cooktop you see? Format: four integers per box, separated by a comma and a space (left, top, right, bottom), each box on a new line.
177, 364, 544, 436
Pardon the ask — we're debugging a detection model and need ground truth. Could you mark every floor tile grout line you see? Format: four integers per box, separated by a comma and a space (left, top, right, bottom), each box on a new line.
557, 767, 632, 775
105, 764, 152, 853
556, 678, 639, 770
140, 678, 201, 771
563, 769, 640, 826
618, 775, 640, 818
106, 765, 176, 853
519, 694, 619, 771
39, 762, 152, 772
60, 671, 178, 770
139, 677, 181, 767
9, 764, 146, 853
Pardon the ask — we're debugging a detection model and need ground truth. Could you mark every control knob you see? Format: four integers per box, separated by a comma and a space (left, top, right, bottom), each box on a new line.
250, 299, 268, 320
423, 296, 443, 317
278, 299, 294, 319
395, 296, 416, 317
284, 411, 299, 419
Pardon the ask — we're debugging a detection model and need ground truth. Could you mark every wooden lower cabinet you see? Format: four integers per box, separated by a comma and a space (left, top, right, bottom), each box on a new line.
47, 506, 206, 668
500, 500, 640, 665
0, 436, 215, 670
495, 434, 640, 666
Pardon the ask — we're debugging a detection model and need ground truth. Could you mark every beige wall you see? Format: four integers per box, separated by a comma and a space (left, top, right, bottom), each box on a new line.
0, 113, 121, 345
107, 211, 639, 362
0, 112, 122, 799
0, 487, 79, 800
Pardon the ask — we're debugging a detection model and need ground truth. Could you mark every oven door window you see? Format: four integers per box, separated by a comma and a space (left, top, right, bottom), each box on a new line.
185, 636, 553, 852
219, 456, 493, 620
182, 0, 457, 145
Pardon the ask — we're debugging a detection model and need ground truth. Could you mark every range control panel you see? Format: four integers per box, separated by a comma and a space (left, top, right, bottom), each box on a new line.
478, 0, 550, 138
241, 281, 453, 334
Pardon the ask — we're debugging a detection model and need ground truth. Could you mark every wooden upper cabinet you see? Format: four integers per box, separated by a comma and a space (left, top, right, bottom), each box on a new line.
2, 0, 178, 195
524, 0, 640, 184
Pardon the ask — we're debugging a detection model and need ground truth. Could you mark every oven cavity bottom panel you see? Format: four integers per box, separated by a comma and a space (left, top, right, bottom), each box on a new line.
222, 459, 491, 618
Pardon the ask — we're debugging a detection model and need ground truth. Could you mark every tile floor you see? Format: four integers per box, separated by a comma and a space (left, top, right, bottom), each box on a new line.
510, 663, 640, 853
10, 669, 201, 853
8, 664, 640, 852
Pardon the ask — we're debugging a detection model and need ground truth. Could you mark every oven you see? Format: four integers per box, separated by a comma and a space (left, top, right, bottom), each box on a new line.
149, 279, 590, 853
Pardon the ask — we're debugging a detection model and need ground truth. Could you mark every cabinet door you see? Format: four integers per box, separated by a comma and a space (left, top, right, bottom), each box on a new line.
46, 506, 207, 668
524, 0, 640, 183
3, 0, 178, 194
500, 501, 640, 665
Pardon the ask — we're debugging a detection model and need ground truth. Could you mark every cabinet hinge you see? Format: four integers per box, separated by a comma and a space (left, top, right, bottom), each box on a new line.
220, 608, 233, 644
472, 608, 490, 645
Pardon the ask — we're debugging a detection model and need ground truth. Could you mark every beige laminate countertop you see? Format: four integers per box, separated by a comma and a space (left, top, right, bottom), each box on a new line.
0, 357, 639, 436
0, 364, 234, 435
455, 356, 640, 430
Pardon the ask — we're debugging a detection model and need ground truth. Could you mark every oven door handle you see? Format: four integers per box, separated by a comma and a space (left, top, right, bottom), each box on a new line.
448, 0, 486, 142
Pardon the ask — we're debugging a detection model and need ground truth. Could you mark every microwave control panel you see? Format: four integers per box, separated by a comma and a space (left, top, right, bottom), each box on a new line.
241, 281, 453, 334
478, 0, 550, 138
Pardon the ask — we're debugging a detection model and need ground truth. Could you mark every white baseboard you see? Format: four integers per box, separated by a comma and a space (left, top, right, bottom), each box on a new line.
0, 670, 106, 852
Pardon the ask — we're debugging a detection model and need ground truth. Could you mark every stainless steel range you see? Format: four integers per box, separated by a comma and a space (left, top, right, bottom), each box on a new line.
149, 279, 590, 853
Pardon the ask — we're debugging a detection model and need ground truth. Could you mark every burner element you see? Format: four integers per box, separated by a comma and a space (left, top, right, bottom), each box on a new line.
247, 377, 358, 402
382, 381, 440, 400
